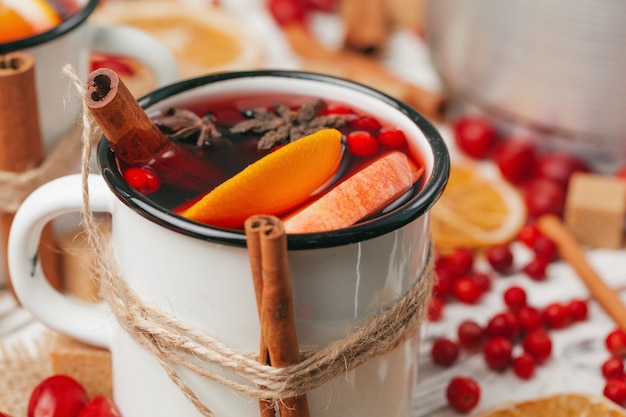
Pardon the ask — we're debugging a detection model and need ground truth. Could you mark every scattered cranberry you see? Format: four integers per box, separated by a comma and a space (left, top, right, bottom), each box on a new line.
604, 379, 626, 407
522, 329, 552, 364
483, 337, 513, 371
542, 302, 570, 329
602, 357, 625, 380
470, 272, 492, 293
492, 138, 536, 184
453, 115, 497, 159
433, 268, 454, 298
518, 223, 543, 248
615, 166, 626, 181
0, 413, 13, 417
28, 375, 89, 417
453, 277, 484, 304
427, 297, 445, 321
445, 247, 474, 277
346, 131, 379, 157
523, 256, 549, 281
304, 0, 338, 12
267, 0, 308, 25
351, 115, 382, 131
566, 299, 588, 322
431, 337, 460, 366
516, 305, 544, 333
377, 127, 407, 149
512, 353, 536, 379
457, 320, 484, 351
77, 396, 122, 417
606, 329, 626, 357
533, 152, 589, 189
530, 235, 558, 262
124, 166, 161, 194
486, 244, 514, 274
503, 286, 527, 312
446, 376, 481, 413
485, 312, 520, 341
522, 178, 566, 218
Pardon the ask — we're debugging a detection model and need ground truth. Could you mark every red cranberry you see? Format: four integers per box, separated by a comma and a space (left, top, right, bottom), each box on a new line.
518, 223, 543, 248
91, 54, 135, 76
602, 357, 625, 380
446, 247, 474, 277
522, 177, 566, 218
492, 138, 536, 184
77, 396, 122, 417
457, 320, 484, 351
431, 337, 460, 366
351, 115, 382, 131
533, 152, 589, 189
485, 244, 514, 274
483, 337, 513, 371
516, 305, 544, 333
346, 131, 379, 157
470, 272, 492, 293
0, 413, 13, 417
542, 302, 570, 329
530, 235, 558, 261
446, 376, 481, 413
124, 166, 161, 194
453, 277, 484, 304
523, 256, 549, 281
512, 353, 536, 379
503, 286, 527, 312
606, 329, 626, 357
485, 311, 520, 341
323, 104, 354, 116
433, 268, 454, 298
604, 379, 626, 407
566, 299, 588, 322
427, 297, 445, 321
453, 115, 497, 159
616, 166, 626, 181
28, 375, 89, 417
267, 0, 308, 25
377, 127, 407, 149
522, 329, 552, 364
304, 0, 338, 12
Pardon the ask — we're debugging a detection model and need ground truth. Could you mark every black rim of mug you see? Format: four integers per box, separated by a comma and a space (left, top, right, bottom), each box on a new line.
0, 0, 98, 54
98, 70, 450, 250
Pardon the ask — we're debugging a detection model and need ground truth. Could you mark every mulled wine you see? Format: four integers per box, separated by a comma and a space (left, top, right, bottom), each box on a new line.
117, 91, 426, 231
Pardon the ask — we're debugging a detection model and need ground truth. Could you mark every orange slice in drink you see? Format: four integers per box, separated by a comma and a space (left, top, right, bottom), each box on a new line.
182, 129, 343, 228
431, 160, 526, 250
0, 5, 35, 42
0, 0, 60, 42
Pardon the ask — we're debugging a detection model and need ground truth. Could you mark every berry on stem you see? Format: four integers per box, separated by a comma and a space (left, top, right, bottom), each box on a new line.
446, 376, 481, 413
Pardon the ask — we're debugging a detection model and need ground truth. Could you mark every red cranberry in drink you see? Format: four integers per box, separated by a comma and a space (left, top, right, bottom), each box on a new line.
431, 337, 460, 366
533, 152, 590, 189
522, 177, 566, 218
452, 115, 497, 159
512, 353, 536, 379
503, 286, 527, 312
346, 131, 379, 157
492, 138, 536, 184
123, 166, 161, 194
522, 329, 552, 364
602, 357, 626, 380
486, 244, 514, 274
604, 379, 626, 407
457, 320, 484, 351
606, 329, 626, 357
446, 376, 481, 413
483, 337, 513, 371
377, 127, 407, 149
350, 115, 382, 131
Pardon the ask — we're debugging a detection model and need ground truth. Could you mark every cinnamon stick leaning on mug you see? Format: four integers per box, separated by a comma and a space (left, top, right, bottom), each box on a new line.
0, 52, 61, 295
245, 215, 310, 417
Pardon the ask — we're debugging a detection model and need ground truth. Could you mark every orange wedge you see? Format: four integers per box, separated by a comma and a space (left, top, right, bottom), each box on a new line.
1, 0, 60, 40
284, 151, 421, 233
0, 5, 35, 42
431, 160, 526, 250
182, 128, 343, 228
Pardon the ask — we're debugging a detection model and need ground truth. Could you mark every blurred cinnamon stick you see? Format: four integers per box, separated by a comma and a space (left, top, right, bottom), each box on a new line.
245, 215, 309, 417
340, 0, 389, 54
0, 52, 61, 295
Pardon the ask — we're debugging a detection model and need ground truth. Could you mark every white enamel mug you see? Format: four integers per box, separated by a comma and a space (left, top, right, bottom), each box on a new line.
9, 71, 449, 417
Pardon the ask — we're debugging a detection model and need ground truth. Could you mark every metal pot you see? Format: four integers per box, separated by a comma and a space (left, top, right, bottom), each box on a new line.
425, 0, 626, 171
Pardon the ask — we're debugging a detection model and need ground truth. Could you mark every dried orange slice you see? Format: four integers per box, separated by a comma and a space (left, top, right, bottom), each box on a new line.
431, 159, 526, 250
183, 128, 343, 228
474, 393, 626, 417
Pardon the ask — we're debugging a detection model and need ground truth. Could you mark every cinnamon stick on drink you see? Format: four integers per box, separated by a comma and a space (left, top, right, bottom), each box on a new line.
245, 215, 310, 417
85, 68, 210, 191
0, 52, 61, 295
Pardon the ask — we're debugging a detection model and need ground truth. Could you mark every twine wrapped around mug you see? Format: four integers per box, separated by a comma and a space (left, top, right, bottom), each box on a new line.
66, 65, 436, 417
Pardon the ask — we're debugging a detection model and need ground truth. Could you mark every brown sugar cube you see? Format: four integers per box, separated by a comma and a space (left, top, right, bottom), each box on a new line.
564, 172, 626, 249
50, 333, 112, 398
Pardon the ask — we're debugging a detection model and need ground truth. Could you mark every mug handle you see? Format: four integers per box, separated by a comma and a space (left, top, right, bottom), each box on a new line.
8, 174, 113, 349
88, 24, 179, 87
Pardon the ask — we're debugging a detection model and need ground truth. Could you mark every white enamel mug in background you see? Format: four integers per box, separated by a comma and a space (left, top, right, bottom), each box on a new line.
0, 0, 179, 151
9, 72, 449, 417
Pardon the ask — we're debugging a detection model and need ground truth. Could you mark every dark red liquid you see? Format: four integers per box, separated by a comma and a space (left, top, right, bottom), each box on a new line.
120, 92, 425, 227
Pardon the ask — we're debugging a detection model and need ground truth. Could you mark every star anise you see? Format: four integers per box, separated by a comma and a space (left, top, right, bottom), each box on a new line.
230, 99, 346, 150
152, 108, 221, 148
